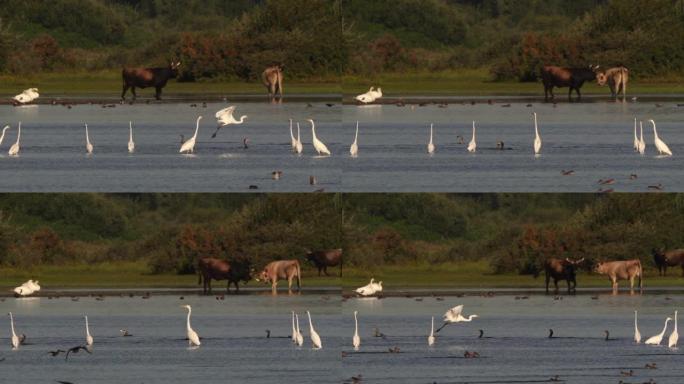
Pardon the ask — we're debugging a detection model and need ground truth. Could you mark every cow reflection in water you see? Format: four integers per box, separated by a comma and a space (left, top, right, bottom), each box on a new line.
544, 258, 584, 294
256, 260, 302, 295
197, 257, 252, 295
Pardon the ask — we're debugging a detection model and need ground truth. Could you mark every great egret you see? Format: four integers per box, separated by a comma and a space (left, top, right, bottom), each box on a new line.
295, 123, 303, 154
295, 314, 304, 347
13, 88, 39, 104
128, 121, 135, 153
309, 119, 331, 156
8, 312, 19, 349
180, 116, 202, 154
356, 87, 376, 104
427, 124, 435, 154
371, 280, 383, 293
352, 311, 360, 350
289, 119, 297, 152
0, 125, 9, 146
633, 118, 639, 151
350, 121, 359, 157
669, 311, 679, 348
435, 305, 478, 333
85, 124, 93, 154
181, 305, 201, 347
467, 121, 477, 153
635, 310, 641, 344
213, 106, 247, 138
428, 316, 435, 346
8, 122, 20, 156
84, 315, 94, 346
649, 120, 672, 156
370, 87, 382, 101
638, 122, 646, 155
645, 317, 671, 345
291, 311, 297, 343
307, 311, 322, 349
533, 113, 542, 155
355, 278, 377, 296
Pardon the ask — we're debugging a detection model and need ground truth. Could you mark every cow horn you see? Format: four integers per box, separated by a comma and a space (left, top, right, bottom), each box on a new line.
577, 258, 585, 263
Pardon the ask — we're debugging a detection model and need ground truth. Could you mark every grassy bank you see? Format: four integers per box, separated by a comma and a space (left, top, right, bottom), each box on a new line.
342, 261, 684, 290
0, 71, 341, 98
0, 261, 340, 290
343, 69, 684, 97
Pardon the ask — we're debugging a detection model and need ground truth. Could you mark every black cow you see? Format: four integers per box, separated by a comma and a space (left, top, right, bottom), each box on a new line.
544, 258, 584, 294
305, 249, 343, 277
197, 257, 252, 294
652, 248, 684, 277
541, 65, 599, 101
121, 61, 181, 101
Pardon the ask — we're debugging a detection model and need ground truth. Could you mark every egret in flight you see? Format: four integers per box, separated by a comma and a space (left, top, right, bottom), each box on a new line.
467, 121, 477, 153
352, 311, 360, 350
307, 311, 322, 349
0, 125, 10, 146
645, 316, 671, 345
350, 121, 359, 157
181, 305, 201, 347
427, 124, 435, 154
309, 119, 331, 156
435, 305, 478, 333
84, 316, 94, 346
8, 122, 21, 156
128, 121, 135, 153
533, 113, 542, 155
213, 106, 247, 138
180, 116, 202, 154
85, 124, 93, 154
669, 311, 679, 348
649, 120, 672, 156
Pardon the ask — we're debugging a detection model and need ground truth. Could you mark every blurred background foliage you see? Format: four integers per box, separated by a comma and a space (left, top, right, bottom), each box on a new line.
0, 194, 681, 277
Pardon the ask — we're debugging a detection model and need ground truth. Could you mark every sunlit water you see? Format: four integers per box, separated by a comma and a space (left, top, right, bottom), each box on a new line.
344, 101, 684, 192
0, 102, 342, 192
3, 293, 684, 383
2, 100, 684, 192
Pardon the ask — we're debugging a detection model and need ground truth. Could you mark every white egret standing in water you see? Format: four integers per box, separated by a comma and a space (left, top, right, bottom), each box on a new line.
295, 314, 304, 347
669, 311, 679, 348
291, 311, 297, 343
85, 315, 94, 346
638, 122, 646, 155
8, 312, 19, 349
289, 119, 297, 152
309, 119, 331, 156
427, 124, 435, 154
181, 305, 201, 347
649, 120, 672, 156
85, 124, 93, 154
633, 118, 639, 151
0, 125, 10, 146
634, 310, 641, 344
645, 317, 671, 345
428, 316, 435, 346
180, 116, 202, 154
350, 121, 359, 157
295, 123, 303, 155
307, 311, 322, 349
8, 122, 21, 156
128, 121, 135, 153
533, 113, 542, 155
352, 311, 360, 350
467, 121, 477, 153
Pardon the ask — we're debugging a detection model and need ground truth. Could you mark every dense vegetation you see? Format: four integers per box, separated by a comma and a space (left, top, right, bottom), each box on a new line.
1, 0, 682, 85
0, 0, 342, 81
344, 0, 684, 81
0, 194, 682, 277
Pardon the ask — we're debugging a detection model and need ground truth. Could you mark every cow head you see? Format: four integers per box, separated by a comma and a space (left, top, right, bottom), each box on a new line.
593, 261, 606, 274
169, 61, 181, 77
254, 268, 269, 283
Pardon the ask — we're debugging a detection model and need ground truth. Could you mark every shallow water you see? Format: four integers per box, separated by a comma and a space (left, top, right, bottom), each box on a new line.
0, 102, 342, 192
3, 293, 684, 383
2, 100, 684, 192
344, 101, 684, 192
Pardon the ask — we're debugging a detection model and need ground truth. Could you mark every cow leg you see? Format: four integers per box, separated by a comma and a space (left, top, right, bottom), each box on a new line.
318, 267, 322, 277
155, 87, 162, 100
681, 265, 684, 278
545, 274, 550, 294
553, 279, 559, 294
234, 281, 240, 293
131, 87, 137, 101
227, 280, 230, 293
324, 266, 329, 276
287, 275, 293, 292
121, 84, 129, 101
271, 280, 277, 294
208, 279, 212, 295
612, 279, 618, 295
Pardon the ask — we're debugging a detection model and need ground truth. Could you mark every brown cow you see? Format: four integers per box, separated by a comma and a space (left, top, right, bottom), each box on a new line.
541, 65, 599, 102
596, 66, 629, 99
544, 258, 584, 294
594, 259, 643, 294
197, 257, 252, 294
262, 65, 283, 99
121, 61, 181, 101
256, 260, 301, 293
652, 248, 684, 277
305, 249, 343, 277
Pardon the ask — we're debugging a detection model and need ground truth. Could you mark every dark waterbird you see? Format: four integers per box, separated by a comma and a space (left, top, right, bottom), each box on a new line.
48, 349, 67, 357
65, 345, 92, 361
